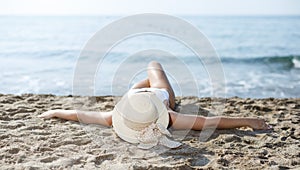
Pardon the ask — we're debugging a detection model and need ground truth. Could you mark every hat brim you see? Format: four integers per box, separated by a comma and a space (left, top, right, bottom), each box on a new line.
112, 92, 169, 144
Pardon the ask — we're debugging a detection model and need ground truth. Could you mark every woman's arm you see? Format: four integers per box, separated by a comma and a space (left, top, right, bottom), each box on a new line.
38, 110, 112, 126
168, 110, 271, 130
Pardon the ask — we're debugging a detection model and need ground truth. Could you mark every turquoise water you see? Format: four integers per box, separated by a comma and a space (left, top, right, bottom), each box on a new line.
0, 16, 300, 98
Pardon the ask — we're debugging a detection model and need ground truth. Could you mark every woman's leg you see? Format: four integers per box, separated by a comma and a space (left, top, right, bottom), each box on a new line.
147, 61, 176, 110
131, 79, 150, 89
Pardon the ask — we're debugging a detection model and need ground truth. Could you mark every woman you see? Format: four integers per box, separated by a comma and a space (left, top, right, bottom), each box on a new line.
39, 61, 271, 148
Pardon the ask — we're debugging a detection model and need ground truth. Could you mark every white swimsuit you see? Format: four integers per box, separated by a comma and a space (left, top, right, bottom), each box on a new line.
129, 88, 169, 103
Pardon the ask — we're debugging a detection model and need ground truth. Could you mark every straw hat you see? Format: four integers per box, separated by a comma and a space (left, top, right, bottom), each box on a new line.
112, 91, 181, 149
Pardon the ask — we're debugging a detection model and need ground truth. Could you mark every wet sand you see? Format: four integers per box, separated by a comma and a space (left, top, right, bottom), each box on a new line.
0, 94, 299, 169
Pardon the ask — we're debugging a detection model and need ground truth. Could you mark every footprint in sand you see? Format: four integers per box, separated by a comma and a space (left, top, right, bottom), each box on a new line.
40, 156, 59, 163
94, 154, 115, 166
8, 147, 20, 154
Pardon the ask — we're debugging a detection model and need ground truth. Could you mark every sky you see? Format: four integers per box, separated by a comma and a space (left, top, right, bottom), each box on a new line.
0, 0, 299, 16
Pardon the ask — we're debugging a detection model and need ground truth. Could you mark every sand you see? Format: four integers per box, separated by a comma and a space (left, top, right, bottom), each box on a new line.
0, 94, 299, 169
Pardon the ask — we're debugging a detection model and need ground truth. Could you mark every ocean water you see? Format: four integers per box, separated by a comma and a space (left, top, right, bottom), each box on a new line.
0, 16, 300, 98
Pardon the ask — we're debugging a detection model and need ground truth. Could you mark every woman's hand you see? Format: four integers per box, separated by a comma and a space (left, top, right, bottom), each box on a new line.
247, 118, 272, 130
38, 110, 58, 119
38, 110, 78, 121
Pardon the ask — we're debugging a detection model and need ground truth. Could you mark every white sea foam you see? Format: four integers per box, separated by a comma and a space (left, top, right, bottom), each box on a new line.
292, 58, 300, 68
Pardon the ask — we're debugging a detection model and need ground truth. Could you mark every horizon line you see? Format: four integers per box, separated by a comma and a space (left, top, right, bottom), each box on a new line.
1, 14, 300, 17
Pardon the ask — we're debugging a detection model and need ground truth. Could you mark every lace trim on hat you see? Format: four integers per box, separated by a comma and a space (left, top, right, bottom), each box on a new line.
136, 123, 181, 149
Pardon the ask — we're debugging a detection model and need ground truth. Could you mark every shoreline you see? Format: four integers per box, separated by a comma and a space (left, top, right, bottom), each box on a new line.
1, 92, 300, 99
0, 94, 299, 169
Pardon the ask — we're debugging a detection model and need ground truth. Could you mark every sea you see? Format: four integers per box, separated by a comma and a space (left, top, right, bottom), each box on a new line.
0, 15, 299, 98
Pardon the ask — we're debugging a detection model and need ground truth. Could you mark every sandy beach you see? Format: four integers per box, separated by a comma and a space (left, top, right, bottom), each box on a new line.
0, 94, 299, 169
